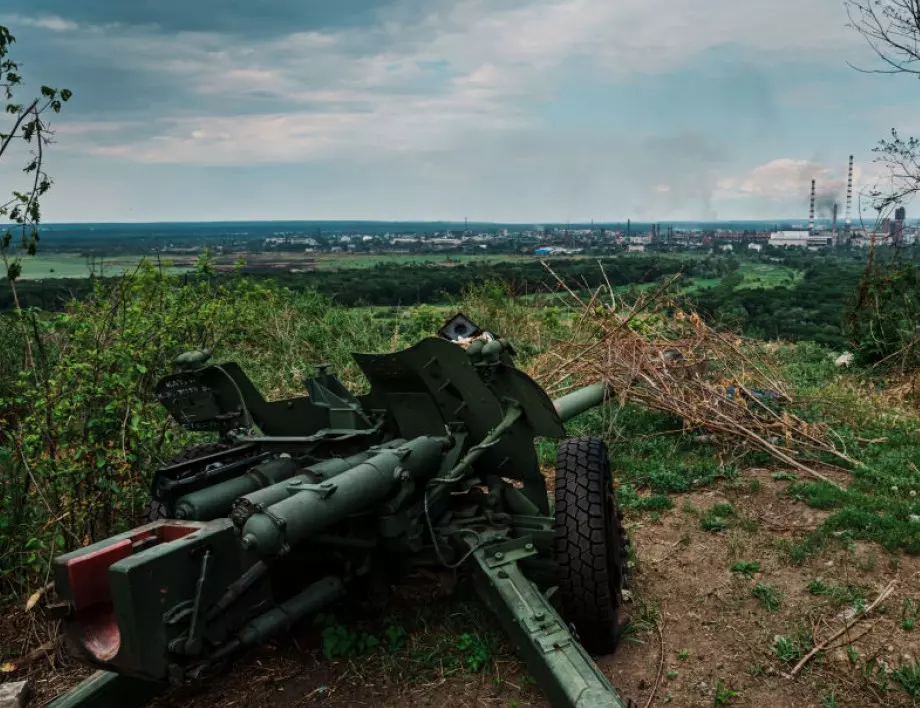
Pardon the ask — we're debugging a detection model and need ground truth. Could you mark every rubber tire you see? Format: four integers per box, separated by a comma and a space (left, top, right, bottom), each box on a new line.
554, 436, 628, 655
147, 443, 231, 521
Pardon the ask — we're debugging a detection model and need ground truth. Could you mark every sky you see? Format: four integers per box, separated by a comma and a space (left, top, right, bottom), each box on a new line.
1, 0, 919, 223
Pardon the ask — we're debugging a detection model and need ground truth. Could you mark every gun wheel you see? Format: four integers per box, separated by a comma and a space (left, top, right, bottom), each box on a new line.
554, 436, 629, 655
146, 443, 231, 521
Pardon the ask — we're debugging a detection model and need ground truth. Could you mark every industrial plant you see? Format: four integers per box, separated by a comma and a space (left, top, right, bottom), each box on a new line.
768, 155, 914, 250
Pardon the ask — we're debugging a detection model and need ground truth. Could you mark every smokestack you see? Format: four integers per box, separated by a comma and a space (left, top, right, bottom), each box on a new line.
832, 202, 838, 243
809, 179, 816, 235
845, 155, 854, 234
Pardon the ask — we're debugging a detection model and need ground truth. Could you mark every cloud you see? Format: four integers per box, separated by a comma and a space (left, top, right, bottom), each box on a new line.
27, 0, 867, 164
715, 157, 899, 218
1, 13, 78, 31
2, 0, 914, 221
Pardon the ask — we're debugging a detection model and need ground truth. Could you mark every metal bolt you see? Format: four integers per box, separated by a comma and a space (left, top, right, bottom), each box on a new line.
497, 570, 508, 579
493, 551, 504, 560
524, 543, 534, 551
534, 612, 545, 622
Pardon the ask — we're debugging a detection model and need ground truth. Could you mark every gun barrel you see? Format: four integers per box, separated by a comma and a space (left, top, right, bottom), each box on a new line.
240, 436, 447, 555
552, 382, 610, 423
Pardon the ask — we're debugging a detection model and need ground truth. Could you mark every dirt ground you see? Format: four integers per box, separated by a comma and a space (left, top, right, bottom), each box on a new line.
5, 465, 920, 707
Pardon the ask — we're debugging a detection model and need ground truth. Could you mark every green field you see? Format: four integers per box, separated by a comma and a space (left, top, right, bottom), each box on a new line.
735, 262, 803, 289
13, 253, 190, 281
11, 251, 532, 280
313, 252, 532, 269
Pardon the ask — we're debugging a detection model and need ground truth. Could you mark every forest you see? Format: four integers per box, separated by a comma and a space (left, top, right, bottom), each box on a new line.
0, 249, 880, 349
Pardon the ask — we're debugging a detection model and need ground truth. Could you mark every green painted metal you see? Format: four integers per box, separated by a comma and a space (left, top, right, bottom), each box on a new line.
240, 435, 448, 555
229, 441, 407, 527
552, 382, 610, 423
50, 316, 632, 708
46, 671, 163, 708
235, 576, 343, 647
471, 541, 630, 708
174, 457, 300, 520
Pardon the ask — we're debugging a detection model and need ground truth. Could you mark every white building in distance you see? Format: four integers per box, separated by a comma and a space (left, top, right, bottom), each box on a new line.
768, 231, 834, 248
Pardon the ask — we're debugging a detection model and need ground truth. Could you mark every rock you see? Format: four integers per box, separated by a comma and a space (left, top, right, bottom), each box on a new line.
0, 679, 30, 708
835, 352, 855, 367
910, 514, 920, 524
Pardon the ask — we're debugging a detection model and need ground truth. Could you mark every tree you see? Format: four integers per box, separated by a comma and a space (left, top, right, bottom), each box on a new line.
846, 1, 920, 212
1, 26, 72, 302
1, 24, 72, 364
843, 2, 920, 367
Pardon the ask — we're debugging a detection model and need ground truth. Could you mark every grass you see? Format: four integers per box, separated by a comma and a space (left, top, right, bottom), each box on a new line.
315, 252, 531, 269
13, 253, 192, 280
562, 338, 920, 562
752, 583, 783, 611
807, 579, 867, 607
734, 262, 803, 290
730, 560, 762, 578
893, 660, 920, 698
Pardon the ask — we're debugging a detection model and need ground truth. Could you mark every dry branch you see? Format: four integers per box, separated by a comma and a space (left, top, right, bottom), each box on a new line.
787, 579, 896, 678
532, 264, 853, 484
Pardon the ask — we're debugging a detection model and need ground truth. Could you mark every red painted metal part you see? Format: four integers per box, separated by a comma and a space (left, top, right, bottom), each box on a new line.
64, 522, 201, 662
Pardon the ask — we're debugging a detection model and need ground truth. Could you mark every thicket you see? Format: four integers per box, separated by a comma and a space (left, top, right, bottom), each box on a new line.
691, 260, 865, 348
0, 253, 720, 312
844, 246, 920, 368
0, 260, 551, 599
2, 252, 878, 350
0, 261, 421, 597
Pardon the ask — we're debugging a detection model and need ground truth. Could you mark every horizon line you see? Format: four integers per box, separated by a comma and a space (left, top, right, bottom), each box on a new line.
35, 217, 851, 227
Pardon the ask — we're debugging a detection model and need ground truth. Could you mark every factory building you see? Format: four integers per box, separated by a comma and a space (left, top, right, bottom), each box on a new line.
768, 231, 834, 248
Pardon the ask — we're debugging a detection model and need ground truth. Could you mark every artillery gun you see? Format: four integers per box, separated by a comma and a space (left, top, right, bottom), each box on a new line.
49, 314, 633, 708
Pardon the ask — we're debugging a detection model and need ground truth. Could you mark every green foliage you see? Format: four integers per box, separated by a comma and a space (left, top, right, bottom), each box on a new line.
701, 504, 735, 532
314, 614, 407, 660
844, 250, 920, 368
771, 626, 813, 663
807, 579, 866, 607
730, 560, 761, 578
0, 267, 421, 593
752, 583, 783, 611
893, 659, 920, 698
1, 23, 73, 288
771, 471, 798, 482
712, 680, 739, 706
902, 598, 920, 631
456, 632, 491, 672
616, 485, 674, 512
788, 482, 846, 509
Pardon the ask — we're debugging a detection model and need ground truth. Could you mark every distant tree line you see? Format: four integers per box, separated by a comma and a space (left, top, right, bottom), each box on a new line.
0, 252, 884, 350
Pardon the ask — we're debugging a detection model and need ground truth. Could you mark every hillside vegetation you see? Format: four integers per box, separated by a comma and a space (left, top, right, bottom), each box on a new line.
3, 253, 920, 706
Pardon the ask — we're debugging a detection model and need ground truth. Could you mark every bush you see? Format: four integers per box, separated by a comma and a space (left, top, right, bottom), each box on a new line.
0, 259, 427, 597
